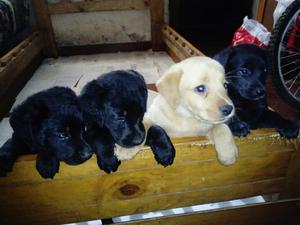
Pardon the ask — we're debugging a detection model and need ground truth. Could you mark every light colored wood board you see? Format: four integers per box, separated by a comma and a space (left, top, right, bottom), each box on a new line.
165, 46, 181, 63
32, 0, 57, 57
0, 129, 296, 184
162, 25, 204, 59
0, 128, 295, 166
0, 128, 295, 224
48, 0, 150, 14
115, 199, 300, 225
150, 0, 164, 50
0, 150, 291, 210
0, 178, 286, 225
282, 147, 300, 198
0, 33, 39, 67
163, 36, 187, 62
0, 34, 43, 98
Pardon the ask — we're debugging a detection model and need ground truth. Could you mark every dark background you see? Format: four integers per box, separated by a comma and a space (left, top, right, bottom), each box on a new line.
169, 0, 254, 56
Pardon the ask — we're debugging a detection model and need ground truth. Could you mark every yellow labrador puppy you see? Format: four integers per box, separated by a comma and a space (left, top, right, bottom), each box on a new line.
115, 56, 238, 165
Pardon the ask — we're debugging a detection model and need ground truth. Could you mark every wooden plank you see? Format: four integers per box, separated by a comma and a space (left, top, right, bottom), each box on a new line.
162, 25, 204, 61
256, 0, 267, 23
163, 36, 187, 62
0, 51, 42, 120
0, 129, 296, 224
58, 41, 152, 56
282, 143, 300, 198
0, 129, 295, 183
150, 0, 164, 51
32, 0, 58, 57
0, 33, 39, 68
261, 0, 277, 31
165, 46, 182, 63
0, 33, 43, 109
116, 199, 300, 225
0, 179, 286, 225
48, 0, 150, 14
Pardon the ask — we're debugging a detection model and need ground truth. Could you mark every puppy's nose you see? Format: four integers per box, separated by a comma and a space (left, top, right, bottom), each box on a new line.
220, 105, 233, 116
80, 146, 93, 158
255, 88, 265, 97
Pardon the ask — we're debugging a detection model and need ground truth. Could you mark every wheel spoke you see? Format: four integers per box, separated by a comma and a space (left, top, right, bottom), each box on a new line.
282, 65, 300, 77
280, 52, 300, 59
286, 71, 300, 90
293, 85, 300, 97
271, 2, 300, 105
281, 58, 300, 68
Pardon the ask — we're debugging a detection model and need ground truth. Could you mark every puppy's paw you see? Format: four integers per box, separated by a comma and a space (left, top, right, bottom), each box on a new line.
0, 154, 15, 177
153, 145, 175, 167
217, 151, 237, 166
36, 155, 59, 179
146, 125, 176, 167
217, 145, 238, 166
229, 121, 250, 137
277, 123, 299, 139
97, 155, 121, 174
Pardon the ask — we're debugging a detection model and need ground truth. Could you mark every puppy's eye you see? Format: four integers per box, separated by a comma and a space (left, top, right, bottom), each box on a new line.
195, 85, 206, 94
58, 132, 69, 140
239, 68, 250, 75
224, 82, 229, 89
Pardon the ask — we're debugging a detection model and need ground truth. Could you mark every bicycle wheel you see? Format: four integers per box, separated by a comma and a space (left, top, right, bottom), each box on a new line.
269, 0, 300, 109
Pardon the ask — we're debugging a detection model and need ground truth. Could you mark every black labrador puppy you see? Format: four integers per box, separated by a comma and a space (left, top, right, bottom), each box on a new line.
213, 44, 299, 138
80, 70, 175, 173
0, 87, 93, 178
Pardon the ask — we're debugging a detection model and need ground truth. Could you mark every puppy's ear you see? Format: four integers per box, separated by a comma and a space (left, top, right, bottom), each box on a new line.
10, 101, 49, 148
213, 47, 233, 67
156, 64, 183, 108
80, 80, 107, 127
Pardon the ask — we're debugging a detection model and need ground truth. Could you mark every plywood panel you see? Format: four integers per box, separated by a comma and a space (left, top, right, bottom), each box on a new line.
162, 25, 204, 61
48, 0, 150, 14
0, 33, 43, 112
0, 130, 297, 225
32, 0, 58, 57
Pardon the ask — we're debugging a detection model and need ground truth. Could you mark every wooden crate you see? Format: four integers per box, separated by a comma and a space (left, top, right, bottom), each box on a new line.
0, 1, 299, 224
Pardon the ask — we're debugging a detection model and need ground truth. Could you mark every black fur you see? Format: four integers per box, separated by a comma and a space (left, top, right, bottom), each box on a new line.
213, 44, 299, 138
80, 70, 175, 173
146, 125, 175, 167
0, 87, 93, 178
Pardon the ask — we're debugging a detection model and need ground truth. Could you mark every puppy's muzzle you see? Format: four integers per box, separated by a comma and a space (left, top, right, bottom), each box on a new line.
79, 145, 93, 159
219, 104, 233, 116
65, 145, 93, 165
131, 135, 144, 145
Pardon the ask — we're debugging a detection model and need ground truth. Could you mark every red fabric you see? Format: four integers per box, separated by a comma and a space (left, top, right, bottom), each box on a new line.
147, 83, 157, 92
231, 27, 268, 48
287, 14, 300, 51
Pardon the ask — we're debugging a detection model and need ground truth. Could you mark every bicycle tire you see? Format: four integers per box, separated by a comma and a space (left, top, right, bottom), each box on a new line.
268, 0, 300, 109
